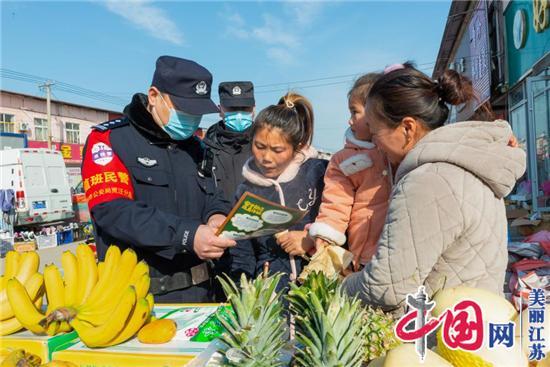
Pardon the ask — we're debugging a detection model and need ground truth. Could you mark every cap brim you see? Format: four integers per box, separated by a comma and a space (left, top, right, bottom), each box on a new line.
220, 97, 255, 108
170, 94, 219, 115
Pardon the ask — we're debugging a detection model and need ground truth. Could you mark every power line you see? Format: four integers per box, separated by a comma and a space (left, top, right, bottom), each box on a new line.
0, 68, 127, 106
3, 47, 547, 105
255, 79, 358, 94
255, 63, 439, 95
255, 48, 548, 94
2, 73, 126, 106
254, 60, 441, 89
1, 68, 127, 102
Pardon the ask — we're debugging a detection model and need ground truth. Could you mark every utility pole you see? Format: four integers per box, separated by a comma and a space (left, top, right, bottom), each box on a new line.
39, 81, 54, 149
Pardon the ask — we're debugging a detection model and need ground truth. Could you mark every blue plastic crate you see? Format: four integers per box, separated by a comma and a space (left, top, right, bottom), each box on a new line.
56, 230, 74, 245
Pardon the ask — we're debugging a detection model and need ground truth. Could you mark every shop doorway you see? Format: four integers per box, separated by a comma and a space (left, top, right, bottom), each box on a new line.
527, 72, 550, 212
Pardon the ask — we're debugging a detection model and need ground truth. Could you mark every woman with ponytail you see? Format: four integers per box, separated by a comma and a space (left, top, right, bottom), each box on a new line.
343, 63, 527, 314
227, 92, 328, 290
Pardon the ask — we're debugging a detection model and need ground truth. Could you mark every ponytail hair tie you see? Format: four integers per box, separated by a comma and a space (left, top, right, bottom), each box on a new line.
384, 63, 405, 74
285, 100, 295, 109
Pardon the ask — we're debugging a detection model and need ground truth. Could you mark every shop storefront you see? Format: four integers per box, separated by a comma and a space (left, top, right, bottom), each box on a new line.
505, 0, 550, 212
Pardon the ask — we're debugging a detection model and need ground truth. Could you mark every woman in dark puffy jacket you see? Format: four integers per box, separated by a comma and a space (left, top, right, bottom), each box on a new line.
227, 92, 327, 291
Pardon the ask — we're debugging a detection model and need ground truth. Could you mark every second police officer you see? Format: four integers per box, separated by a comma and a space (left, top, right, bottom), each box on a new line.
201, 81, 256, 299
202, 81, 256, 201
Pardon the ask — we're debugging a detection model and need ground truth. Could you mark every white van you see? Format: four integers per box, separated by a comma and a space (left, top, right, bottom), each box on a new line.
0, 149, 74, 226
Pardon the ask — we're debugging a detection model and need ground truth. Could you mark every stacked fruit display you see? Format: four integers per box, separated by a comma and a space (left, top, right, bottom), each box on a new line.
2, 246, 548, 366
214, 271, 548, 367
214, 271, 399, 367
0, 245, 154, 348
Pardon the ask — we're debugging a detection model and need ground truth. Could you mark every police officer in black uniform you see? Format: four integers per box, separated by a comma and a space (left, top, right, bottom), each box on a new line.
201, 82, 255, 300
81, 56, 236, 303
201, 81, 256, 201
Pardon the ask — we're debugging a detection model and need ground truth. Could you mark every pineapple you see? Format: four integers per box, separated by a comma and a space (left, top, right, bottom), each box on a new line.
216, 273, 288, 367
288, 272, 367, 367
362, 306, 400, 363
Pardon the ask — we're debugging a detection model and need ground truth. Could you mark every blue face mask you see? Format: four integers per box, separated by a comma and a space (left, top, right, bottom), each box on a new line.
158, 94, 202, 140
224, 111, 253, 132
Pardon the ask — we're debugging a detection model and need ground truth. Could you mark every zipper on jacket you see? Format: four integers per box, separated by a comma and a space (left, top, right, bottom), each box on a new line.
212, 166, 218, 186
166, 144, 178, 203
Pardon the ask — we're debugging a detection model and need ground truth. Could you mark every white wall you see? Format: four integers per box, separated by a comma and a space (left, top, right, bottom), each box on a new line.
0, 91, 114, 144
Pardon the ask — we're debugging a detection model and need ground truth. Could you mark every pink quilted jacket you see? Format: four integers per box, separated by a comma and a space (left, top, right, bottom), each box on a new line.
309, 128, 392, 269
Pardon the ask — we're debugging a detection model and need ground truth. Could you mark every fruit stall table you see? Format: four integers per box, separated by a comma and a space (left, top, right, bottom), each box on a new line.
2, 303, 223, 366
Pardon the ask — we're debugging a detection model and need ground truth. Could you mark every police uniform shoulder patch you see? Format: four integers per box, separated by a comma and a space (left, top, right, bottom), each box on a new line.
92, 118, 129, 131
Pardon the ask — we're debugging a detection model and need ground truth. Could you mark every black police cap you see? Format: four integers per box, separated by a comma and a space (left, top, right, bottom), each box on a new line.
218, 81, 255, 108
151, 56, 219, 115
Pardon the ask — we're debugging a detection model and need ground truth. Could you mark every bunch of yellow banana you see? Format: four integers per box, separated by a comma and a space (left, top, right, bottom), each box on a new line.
0, 245, 153, 346
66, 246, 154, 347
42, 243, 99, 335
0, 348, 41, 367
0, 251, 44, 336
0, 244, 100, 336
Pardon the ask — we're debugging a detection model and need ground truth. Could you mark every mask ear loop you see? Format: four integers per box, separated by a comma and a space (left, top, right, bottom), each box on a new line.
158, 92, 170, 109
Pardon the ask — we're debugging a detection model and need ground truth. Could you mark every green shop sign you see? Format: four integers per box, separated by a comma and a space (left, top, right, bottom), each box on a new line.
505, 0, 550, 86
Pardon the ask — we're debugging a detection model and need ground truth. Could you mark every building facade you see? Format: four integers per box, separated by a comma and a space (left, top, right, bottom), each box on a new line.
434, 0, 549, 212
0, 90, 122, 188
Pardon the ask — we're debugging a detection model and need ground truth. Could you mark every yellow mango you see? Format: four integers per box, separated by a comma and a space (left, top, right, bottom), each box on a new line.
137, 319, 177, 344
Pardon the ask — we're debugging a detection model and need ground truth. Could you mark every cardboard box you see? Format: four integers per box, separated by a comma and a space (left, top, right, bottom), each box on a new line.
510, 217, 542, 236
508, 194, 532, 202
510, 217, 542, 227
52, 304, 220, 367
13, 241, 36, 253
506, 207, 529, 219
0, 330, 79, 362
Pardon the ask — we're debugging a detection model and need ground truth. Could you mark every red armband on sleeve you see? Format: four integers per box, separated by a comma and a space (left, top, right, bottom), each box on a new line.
82, 129, 134, 210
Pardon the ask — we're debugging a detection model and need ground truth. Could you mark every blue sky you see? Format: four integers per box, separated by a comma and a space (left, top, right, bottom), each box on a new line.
1, 0, 451, 151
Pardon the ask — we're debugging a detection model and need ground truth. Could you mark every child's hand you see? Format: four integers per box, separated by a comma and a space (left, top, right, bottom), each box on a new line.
315, 237, 331, 249
508, 134, 519, 148
341, 266, 354, 277
276, 230, 314, 256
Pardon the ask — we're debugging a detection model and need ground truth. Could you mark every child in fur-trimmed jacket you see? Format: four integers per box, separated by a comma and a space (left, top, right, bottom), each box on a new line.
309, 73, 392, 271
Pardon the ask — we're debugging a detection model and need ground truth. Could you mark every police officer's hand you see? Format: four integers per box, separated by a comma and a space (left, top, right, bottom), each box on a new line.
193, 225, 236, 260
207, 214, 226, 233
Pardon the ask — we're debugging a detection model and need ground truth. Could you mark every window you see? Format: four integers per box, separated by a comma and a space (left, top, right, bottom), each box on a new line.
65, 122, 80, 144
34, 118, 48, 141
0, 113, 15, 133
510, 84, 525, 107
533, 81, 550, 204
511, 104, 528, 152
